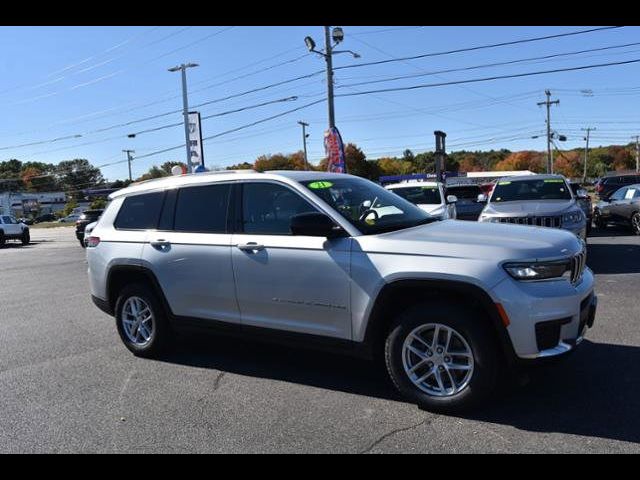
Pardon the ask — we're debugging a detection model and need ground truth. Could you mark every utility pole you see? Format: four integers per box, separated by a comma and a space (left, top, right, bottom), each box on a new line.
581, 128, 594, 183
123, 149, 135, 182
304, 27, 360, 131
537, 90, 560, 174
324, 27, 336, 129
633, 135, 640, 173
434, 131, 447, 184
298, 121, 309, 170
168, 62, 199, 173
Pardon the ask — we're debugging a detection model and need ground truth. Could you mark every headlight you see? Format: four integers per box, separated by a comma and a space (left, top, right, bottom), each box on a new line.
562, 210, 583, 224
503, 260, 571, 281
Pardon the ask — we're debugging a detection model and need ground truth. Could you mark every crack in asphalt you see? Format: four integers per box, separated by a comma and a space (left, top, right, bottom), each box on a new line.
358, 416, 431, 454
212, 371, 226, 392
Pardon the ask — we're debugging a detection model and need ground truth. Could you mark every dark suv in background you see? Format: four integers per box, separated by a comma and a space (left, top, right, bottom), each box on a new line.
76, 209, 103, 247
445, 184, 487, 221
594, 174, 640, 201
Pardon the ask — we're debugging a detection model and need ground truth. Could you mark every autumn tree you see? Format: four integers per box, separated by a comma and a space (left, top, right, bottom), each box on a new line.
254, 151, 306, 172
494, 151, 545, 173
553, 150, 582, 178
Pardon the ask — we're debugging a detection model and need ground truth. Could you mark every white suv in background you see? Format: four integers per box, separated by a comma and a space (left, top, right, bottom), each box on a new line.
86, 171, 597, 412
0, 215, 30, 247
385, 181, 457, 220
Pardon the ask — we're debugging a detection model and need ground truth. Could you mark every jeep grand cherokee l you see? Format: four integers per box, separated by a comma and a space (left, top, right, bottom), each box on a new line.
86, 171, 597, 412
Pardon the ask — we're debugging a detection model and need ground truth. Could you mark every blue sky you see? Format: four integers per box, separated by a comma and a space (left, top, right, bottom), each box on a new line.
1, 25, 640, 182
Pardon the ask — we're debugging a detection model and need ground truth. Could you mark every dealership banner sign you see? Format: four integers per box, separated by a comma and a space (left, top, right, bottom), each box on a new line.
324, 127, 346, 173
188, 111, 204, 167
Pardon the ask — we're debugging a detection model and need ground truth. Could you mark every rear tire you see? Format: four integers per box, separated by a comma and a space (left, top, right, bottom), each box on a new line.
79, 239, 86, 248
384, 303, 499, 413
631, 212, 640, 236
0, 231, 5, 248
115, 283, 172, 358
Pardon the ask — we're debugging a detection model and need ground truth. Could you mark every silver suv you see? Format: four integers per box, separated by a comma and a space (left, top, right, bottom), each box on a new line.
87, 171, 597, 411
478, 174, 587, 240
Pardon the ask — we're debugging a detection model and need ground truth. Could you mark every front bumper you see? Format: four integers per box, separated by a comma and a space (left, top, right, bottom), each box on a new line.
492, 267, 596, 359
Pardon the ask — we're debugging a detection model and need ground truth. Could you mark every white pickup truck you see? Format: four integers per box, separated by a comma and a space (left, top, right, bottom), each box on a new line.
0, 215, 30, 247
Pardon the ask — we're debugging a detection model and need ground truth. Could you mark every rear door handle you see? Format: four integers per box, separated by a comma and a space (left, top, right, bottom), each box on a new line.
150, 239, 171, 250
237, 242, 264, 252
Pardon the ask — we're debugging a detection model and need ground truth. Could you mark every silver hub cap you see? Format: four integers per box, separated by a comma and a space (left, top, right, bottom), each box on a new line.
402, 323, 474, 397
633, 214, 640, 234
122, 296, 154, 347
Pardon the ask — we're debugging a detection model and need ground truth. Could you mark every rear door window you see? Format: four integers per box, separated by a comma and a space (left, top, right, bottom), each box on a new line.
114, 191, 165, 230
173, 183, 231, 233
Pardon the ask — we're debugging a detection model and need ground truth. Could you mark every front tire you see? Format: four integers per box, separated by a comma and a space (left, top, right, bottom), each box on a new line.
384, 303, 499, 413
21, 229, 30, 246
0, 231, 5, 248
593, 210, 606, 230
115, 283, 172, 358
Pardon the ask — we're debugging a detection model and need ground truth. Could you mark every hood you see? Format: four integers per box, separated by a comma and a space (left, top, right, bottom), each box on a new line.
357, 219, 583, 262
483, 199, 576, 216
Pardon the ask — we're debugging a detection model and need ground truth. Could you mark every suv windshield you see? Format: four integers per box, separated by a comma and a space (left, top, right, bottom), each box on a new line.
300, 177, 433, 235
491, 178, 572, 202
388, 185, 442, 205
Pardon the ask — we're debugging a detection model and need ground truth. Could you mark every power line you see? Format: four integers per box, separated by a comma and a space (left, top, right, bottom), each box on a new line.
336, 41, 640, 90
334, 58, 640, 98
127, 96, 300, 137
333, 26, 624, 71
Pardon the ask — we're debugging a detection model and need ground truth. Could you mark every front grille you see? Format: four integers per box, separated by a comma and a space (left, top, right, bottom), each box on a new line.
497, 215, 562, 227
570, 248, 587, 285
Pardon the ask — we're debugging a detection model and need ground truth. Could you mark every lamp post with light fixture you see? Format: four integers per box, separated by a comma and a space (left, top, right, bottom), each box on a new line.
304, 27, 360, 130
168, 62, 199, 173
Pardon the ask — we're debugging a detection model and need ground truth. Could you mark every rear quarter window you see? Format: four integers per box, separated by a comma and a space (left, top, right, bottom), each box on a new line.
114, 191, 165, 230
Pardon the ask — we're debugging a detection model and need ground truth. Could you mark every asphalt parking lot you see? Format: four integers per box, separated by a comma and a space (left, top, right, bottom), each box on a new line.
0, 226, 639, 453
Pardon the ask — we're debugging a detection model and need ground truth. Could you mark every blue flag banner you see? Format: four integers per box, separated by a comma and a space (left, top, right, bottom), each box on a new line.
324, 127, 347, 173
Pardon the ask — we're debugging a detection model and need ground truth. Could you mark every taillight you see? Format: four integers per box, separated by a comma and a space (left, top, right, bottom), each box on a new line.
86, 236, 100, 248
595, 183, 603, 192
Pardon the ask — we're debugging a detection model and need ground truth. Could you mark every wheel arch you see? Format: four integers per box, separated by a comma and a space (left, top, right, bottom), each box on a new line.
106, 265, 173, 318
361, 278, 517, 366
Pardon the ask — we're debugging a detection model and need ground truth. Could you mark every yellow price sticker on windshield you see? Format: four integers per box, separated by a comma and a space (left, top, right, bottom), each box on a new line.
498, 181, 511, 185
544, 179, 564, 183
308, 181, 333, 189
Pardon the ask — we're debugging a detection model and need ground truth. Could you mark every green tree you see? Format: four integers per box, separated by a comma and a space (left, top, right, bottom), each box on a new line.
90, 198, 107, 210
136, 166, 167, 182
56, 159, 104, 199
59, 198, 78, 218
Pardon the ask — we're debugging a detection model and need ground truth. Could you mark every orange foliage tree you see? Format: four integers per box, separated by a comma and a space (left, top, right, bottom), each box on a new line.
494, 151, 545, 173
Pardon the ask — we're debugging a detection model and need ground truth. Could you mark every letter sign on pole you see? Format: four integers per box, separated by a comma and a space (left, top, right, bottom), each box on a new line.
188, 111, 205, 168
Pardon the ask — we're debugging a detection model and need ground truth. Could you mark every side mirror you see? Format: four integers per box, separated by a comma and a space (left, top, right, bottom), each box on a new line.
477, 194, 487, 203
290, 212, 343, 238
446, 195, 458, 204
576, 189, 589, 199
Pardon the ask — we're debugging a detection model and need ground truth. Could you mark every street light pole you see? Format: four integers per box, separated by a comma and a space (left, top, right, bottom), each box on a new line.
123, 149, 135, 182
324, 27, 336, 129
304, 27, 359, 132
298, 121, 309, 170
168, 62, 199, 173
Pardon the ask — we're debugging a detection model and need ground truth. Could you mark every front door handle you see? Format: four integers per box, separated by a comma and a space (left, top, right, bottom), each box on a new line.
237, 242, 265, 252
